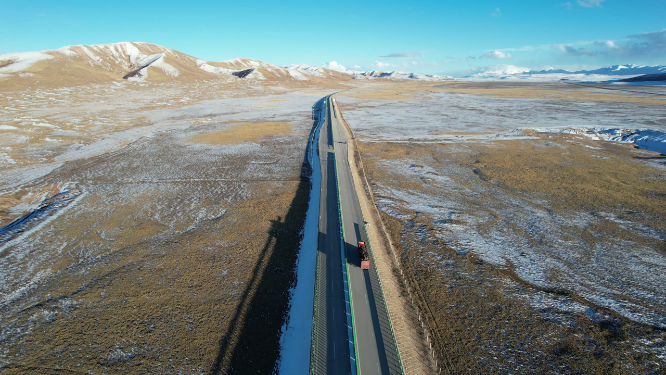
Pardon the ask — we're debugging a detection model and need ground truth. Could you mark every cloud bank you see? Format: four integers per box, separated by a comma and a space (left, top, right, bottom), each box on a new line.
322, 61, 346, 71
379, 51, 422, 58
555, 28, 666, 58
480, 50, 512, 59
373, 61, 394, 69
577, 0, 605, 8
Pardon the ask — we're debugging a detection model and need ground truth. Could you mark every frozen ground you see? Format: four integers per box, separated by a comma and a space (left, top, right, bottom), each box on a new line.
277, 99, 325, 375
338, 87, 665, 145
338, 87, 666, 327
338, 82, 666, 372
0, 81, 327, 373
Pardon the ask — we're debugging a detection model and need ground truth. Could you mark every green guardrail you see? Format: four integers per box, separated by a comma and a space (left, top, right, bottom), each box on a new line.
309, 96, 328, 375
333, 142, 359, 375
362, 225, 404, 374
331, 92, 404, 375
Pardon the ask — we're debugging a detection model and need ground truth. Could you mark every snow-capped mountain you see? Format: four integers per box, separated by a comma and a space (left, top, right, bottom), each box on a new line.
0, 41, 452, 91
347, 70, 452, 81
466, 64, 666, 82
287, 63, 452, 81
0, 42, 356, 90
529, 64, 666, 76
467, 65, 531, 78
285, 64, 344, 78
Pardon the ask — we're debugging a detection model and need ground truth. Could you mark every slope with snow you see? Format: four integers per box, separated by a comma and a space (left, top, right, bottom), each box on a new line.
348, 70, 452, 81
0, 43, 323, 90
1, 41, 460, 90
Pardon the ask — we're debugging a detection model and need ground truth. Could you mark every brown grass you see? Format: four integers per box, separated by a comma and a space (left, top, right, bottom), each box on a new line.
341, 81, 453, 101
0, 59, 17, 68
356, 135, 666, 374
188, 121, 292, 145
470, 136, 666, 214
430, 87, 666, 105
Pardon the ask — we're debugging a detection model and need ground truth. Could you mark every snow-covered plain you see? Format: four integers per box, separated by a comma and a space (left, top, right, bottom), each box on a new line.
0, 80, 332, 373
337, 87, 666, 329
277, 99, 324, 375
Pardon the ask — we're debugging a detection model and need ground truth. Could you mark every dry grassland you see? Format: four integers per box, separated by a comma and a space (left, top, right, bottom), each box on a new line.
431, 84, 666, 105
188, 122, 292, 145
342, 82, 453, 101
0, 85, 323, 373
359, 137, 666, 374
342, 80, 666, 105
0, 181, 307, 375
342, 81, 666, 373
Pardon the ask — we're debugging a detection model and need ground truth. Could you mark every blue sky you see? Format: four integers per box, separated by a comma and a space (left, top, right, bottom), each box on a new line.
1, 0, 665, 77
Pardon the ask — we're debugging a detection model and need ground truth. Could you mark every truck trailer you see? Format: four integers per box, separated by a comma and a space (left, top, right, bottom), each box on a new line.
358, 242, 370, 269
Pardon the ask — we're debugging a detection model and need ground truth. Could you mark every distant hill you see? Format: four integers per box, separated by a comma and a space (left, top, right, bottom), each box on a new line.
287, 63, 452, 81
466, 64, 666, 82
618, 72, 666, 82
0, 42, 450, 91
0, 42, 360, 91
529, 64, 666, 76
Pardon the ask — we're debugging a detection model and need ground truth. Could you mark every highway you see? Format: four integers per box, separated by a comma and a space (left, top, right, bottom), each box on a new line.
310, 95, 401, 375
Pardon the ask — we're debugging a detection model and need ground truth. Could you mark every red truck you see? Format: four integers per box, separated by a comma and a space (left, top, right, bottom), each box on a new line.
358, 242, 370, 269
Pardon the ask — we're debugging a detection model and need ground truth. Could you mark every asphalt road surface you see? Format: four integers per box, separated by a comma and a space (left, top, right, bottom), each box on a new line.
311, 97, 352, 375
311, 95, 401, 375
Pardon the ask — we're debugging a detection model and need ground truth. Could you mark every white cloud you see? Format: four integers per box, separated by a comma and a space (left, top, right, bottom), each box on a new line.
379, 51, 422, 58
491, 7, 502, 17
372, 61, 394, 69
352, 64, 361, 70
472, 64, 530, 76
577, 0, 605, 7
557, 2, 573, 10
480, 50, 512, 59
608, 28, 666, 58
551, 28, 666, 59
555, 44, 596, 57
322, 61, 347, 71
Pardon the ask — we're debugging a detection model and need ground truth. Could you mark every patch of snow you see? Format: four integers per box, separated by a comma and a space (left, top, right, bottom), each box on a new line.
0, 52, 54, 73
196, 60, 236, 75
286, 68, 308, 81
32, 123, 57, 128
151, 55, 180, 77
286, 64, 326, 77
51, 46, 76, 57
277, 108, 321, 374
78, 45, 104, 64
0, 152, 16, 165
248, 69, 265, 80
0, 125, 19, 130
532, 127, 666, 155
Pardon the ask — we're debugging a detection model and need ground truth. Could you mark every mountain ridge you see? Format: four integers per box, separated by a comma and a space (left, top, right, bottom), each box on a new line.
0, 42, 451, 91
466, 63, 666, 82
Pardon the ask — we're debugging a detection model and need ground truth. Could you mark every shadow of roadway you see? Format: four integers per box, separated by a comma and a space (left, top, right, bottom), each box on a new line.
210, 101, 323, 374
